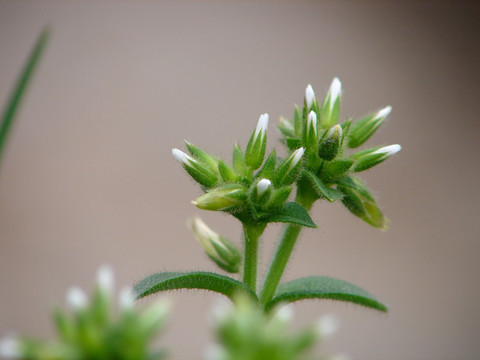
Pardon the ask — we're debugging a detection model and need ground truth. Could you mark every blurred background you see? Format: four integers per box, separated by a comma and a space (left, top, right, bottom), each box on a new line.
0, 1, 479, 359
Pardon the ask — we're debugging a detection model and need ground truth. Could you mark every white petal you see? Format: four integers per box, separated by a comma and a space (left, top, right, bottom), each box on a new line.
254, 113, 269, 140
97, 264, 114, 294
172, 148, 194, 165
66, 286, 88, 309
256, 178, 272, 196
0, 336, 21, 358
328, 77, 342, 109
305, 84, 315, 109
375, 105, 392, 120
307, 111, 317, 135
273, 303, 294, 323
118, 286, 136, 310
372, 144, 402, 157
315, 313, 339, 338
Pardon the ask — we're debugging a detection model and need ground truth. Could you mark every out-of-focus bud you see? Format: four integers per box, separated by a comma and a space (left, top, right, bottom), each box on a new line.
96, 264, 114, 295
192, 185, 246, 211
318, 125, 342, 161
245, 113, 269, 170
348, 106, 392, 148
66, 286, 88, 310
337, 176, 389, 230
139, 299, 171, 336
0, 336, 21, 359
305, 84, 316, 110
118, 286, 135, 311
352, 144, 401, 172
185, 140, 219, 174
188, 217, 241, 273
278, 117, 296, 138
320, 77, 342, 127
315, 313, 339, 339
172, 148, 218, 188
273, 148, 305, 186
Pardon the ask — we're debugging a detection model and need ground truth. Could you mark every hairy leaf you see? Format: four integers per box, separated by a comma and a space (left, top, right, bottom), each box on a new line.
302, 170, 343, 202
261, 202, 316, 228
266, 276, 387, 312
134, 271, 256, 301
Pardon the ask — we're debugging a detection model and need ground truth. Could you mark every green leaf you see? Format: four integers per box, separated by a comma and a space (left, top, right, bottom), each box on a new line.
266, 276, 387, 312
0, 28, 49, 165
134, 271, 256, 301
302, 170, 343, 202
261, 202, 316, 228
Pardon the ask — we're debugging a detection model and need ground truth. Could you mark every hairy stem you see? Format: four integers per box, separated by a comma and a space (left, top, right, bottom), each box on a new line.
242, 224, 265, 293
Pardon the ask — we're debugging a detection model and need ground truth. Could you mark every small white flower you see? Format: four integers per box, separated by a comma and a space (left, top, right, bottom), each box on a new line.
372, 144, 402, 157
305, 84, 315, 109
326, 124, 342, 140
374, 105, 392, 121
315, 313, 339, 338
118, 286, 136, 311
327, 77, 342, 109
307, 111, 317, 137
97, 264, 114, 294
254, 113, 269, 141
172, 148, 195, 166
256, 178, 272, 196
272, 303, 294, 323
0, 336, 21, 358
66, 286, 88, 309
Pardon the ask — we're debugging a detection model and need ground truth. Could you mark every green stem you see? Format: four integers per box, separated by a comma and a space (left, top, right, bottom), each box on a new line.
260, 193, 314, 305
242, 224, 265, 293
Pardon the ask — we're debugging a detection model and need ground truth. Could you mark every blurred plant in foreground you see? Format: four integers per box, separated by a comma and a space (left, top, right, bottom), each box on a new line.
0, 266, 170, 360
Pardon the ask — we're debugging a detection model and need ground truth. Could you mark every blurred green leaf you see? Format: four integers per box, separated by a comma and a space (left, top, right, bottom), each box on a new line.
0, 28, 49, 166
266, 275, 387, 312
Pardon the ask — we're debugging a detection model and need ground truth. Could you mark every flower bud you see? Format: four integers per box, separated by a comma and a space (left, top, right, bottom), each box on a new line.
66, 286, 88, 310
348, 106, 392, 148
273, 148, 305, 186
172, 148, 218, 188
185, 140, 219, 174
320, 77, 342, 127
318, 125, 342, 161
352, 144, 401, 172
277, 117, 295, 138
188, 217, 241, 273
305, 84, 316, 110
315, 313, 339, 339
256, 178, 272, 196
0, 336, 21, 359
118, 286, 136, 311
245, 113, 269, 170
96, 264, 114, 295
305, 111, 318, 149
192, 185, 246, 211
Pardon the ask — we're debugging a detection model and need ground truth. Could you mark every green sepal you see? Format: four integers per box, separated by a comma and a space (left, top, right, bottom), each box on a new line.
255, 149, 276, 180
1, 28, 49, 165
265, 276, 387, 312
320, 96, 341, 128
260, 202, 316, 228
245, 121, 267, 170
134, 271, 257, 301
210, 237, 241, 273
272, 149, 304, 187
185, 141, 219, 174
302, 170, 343, 202
293, 105, 303, 137
218, 160, 239, 182
193, 184, 246, 211
348, 113, 385, 148
351, 148, 388, 172
286, 137, 301, 152
232, 143, 248, 176
337, 176, 389, 230
183, 160, 218, 188
320, 159, 354, 183
278, 117, 295, 138
266, 186, 292, 209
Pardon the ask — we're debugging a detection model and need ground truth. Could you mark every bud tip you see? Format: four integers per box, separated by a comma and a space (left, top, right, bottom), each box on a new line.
376, 105, 392, 119
256, 178, 272, 196
305, 84, 315, 109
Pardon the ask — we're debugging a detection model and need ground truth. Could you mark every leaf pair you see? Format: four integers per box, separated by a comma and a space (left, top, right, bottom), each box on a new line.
134, 272, 387, 313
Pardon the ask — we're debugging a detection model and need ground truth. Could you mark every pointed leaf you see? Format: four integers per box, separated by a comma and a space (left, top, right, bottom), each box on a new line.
0, 28, 49, 165
266, 276, 387, 312
302, 170, 343, 202
134, 271, 256, 301
261, 202, 316, 228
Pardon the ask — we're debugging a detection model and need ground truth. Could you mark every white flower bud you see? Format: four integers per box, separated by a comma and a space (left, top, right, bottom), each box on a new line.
66, 286, 88, 309
97, 264, 114, 294
254, 113, 269, 141
374, 105, 392, 120
172, 148, 195, 166
307, 111, 317, 137
290, 147, 305, 171
326, 124, 342, 140
328, 77, 342, 110
256, 178, 272, 196
272, 304, 294, 323
0, 336, 21, 358
305, 84, 315, 109
118, 286, 136, 311
372, 144, 402, 157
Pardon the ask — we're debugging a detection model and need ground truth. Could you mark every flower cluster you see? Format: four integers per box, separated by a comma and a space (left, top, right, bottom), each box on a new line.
278, 79, 401, 229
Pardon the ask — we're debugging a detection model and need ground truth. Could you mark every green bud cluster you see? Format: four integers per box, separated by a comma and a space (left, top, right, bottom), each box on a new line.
0, 266, 170, 360
278, 79, 401, 229
173, 113, 306, 224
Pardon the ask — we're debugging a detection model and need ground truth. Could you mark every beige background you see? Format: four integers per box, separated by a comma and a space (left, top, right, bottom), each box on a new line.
1, 1, 479, 359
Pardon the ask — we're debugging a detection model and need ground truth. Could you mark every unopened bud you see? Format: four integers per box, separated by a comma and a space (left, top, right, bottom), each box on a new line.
97, 264, 114, 294
245, 114, 269, 170
256, 178, 272, 196
188, 217, 241, 273
0, 336, 21, 359
348, 105, 392, 148
352, 144, 401, 172
318, 125, 342, 161
305, 111, 318, 149
185, 140, 219, 174
278, 117, 295, 137
118, 286, 136, 311
320, 77, 342, 127
315, 313, 339, 338
172, 148, 218, 188
305, 84, 315, 110
273, 148, 305, 186
193, 185, 246, 211
66, 286, 88, 310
